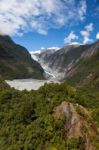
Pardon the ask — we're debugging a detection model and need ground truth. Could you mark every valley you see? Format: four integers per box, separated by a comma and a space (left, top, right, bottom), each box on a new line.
0, 1, 99, 149
31, 41, 99, 86
0, 36, 99, 150
6, 40, 99, 91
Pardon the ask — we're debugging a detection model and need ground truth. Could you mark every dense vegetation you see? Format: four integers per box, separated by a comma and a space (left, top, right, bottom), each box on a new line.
0, 78, 99, 150
0, 36, 44, 79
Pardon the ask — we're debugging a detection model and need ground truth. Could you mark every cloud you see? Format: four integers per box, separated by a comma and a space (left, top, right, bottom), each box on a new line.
64, 31, 79, 44
80, 23, 94, 44
0, 0, 87, 36
85, 23, 93, 32
96, 33, 99, 39
78, 0, 87, 21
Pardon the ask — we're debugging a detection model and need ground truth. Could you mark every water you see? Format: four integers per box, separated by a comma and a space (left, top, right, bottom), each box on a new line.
6, 79, 59, 91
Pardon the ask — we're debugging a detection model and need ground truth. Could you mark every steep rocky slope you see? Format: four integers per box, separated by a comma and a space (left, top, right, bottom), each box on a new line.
0, 36, 44, 79
31, 41, 99, 84
31, 48, 60, 79
66, 41, 99, 86
54, 101, 98, 150
31, 44, 91, 80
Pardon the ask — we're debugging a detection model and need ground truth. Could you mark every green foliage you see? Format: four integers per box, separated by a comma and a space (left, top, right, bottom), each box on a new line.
92, 108, 99, 127
0, 78, 10, 90
0, 80, 98, 150
73, 87, 99, 109
66, 137, 84, 150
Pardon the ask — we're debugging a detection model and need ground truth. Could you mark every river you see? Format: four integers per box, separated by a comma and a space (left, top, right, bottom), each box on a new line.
6, 79, 59, 91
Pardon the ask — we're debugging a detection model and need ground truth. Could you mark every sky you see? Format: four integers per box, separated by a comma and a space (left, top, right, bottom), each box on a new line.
0, 0, 99, 51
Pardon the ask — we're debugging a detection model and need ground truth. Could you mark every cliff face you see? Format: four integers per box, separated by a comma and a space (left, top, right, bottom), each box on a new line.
0, 36, 44, 79
54, 101, 98, 150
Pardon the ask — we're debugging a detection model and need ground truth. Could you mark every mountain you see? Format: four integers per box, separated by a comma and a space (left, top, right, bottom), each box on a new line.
31, 47, 59, 61
31, 43, 90, 80
31, 41, 99, 85
0, 35, 44, 79
31, 47, 60, 79
31, 50, 41, 61
0, 40, 99, 149
66, 41, 99, 87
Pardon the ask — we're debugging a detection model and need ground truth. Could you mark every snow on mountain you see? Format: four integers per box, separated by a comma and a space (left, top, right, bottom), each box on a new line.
30, 47, 60, 80
30, 47, 60, 63
30, 50, 41, 61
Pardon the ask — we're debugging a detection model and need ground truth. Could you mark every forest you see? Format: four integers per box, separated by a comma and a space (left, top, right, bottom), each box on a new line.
0, 78, 99, 150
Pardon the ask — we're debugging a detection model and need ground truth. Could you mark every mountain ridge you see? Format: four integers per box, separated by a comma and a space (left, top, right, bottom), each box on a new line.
31, 41, 99, 84
0, 35, 44, 80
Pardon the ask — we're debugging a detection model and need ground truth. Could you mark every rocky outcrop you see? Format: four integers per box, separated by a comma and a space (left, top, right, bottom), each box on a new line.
53, 101, 99, 150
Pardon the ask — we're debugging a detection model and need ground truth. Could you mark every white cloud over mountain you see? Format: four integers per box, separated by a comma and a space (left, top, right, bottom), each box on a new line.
80, 23, 94, 44
96, 33, 99, 39
64, 31, 79, 44
0, 0, 87, 36
64, 23, 94, 45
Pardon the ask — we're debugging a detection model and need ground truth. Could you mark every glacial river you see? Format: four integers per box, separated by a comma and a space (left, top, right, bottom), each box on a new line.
6, 79, 59, 91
